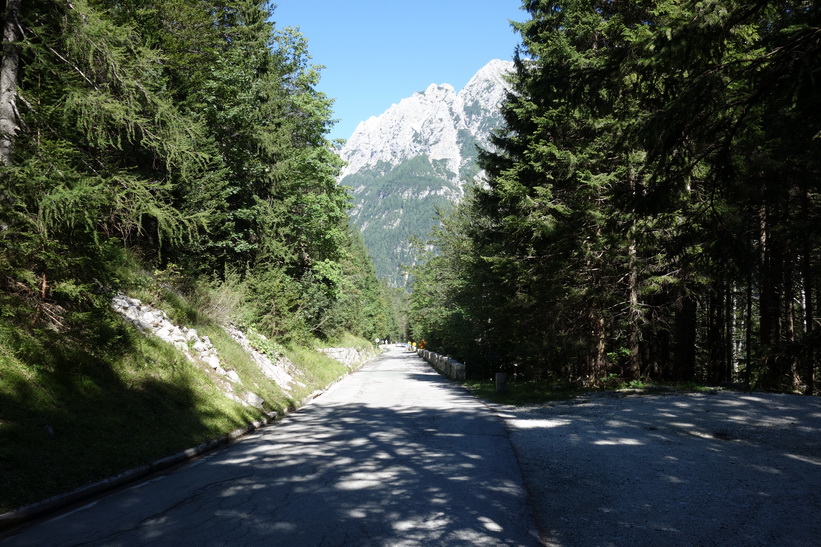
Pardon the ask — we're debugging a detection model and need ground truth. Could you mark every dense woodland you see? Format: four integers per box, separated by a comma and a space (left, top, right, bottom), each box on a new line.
410, 0, 821, 393
0, 0, 398, 348
3, 0, 819, 395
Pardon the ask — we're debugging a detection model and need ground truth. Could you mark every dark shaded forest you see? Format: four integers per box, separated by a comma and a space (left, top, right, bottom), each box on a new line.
411, 0, 821, 393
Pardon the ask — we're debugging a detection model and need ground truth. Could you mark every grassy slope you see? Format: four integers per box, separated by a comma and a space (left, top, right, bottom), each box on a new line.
0, 292, 374, 514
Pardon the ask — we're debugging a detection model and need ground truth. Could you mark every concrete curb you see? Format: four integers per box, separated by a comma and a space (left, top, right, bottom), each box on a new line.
0, 345, 381, 534
416, 348, 466, 381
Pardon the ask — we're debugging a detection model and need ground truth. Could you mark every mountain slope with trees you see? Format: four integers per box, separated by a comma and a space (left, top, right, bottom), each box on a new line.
410, 0, 820, 393
0, 0, 396, 511
338, 60, 512, 286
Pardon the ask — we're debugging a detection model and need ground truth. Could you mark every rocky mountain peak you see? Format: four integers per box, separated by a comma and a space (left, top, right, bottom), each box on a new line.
339, 60, 513, 182
337, 60, 513, 286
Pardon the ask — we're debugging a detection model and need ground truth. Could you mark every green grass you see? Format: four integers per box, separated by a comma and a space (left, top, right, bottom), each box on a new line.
0, 284, 372, 514
284, 345, 350, 402
0, 321, 263, 514
320, 332, 374, 351
463, 377, 721, 406
462, 379, 587, 405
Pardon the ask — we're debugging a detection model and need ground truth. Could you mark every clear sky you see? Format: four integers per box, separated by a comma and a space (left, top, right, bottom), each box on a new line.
271, 1, 525, 142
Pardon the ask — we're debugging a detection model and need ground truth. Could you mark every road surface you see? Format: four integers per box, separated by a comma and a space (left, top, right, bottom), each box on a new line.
4, 345, 539, 546
501, 389, 821, 546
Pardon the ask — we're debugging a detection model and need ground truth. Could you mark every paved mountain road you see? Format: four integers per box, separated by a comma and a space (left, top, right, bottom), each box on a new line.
500, 388, 821, 546
4, 346, 540, 546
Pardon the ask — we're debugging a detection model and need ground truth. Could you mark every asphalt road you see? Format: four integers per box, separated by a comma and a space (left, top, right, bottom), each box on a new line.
501, 390, 821, 546
3, 346, 539, 546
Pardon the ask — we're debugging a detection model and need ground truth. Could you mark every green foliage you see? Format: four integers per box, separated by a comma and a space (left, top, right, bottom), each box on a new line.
247, 331, 286, 360
409, 188, 495, 373
1, 0, 387, 342
0, 0, 396, 512
410, 0, 821, 392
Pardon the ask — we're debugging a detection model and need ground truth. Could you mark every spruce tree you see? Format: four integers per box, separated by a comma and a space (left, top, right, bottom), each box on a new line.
412, 0, 820, 391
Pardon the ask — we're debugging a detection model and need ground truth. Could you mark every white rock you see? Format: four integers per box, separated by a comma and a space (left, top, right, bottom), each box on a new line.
140, 311, 160, 326
203, 354, 221, 369
243, 392, 264, 408
223, 325, 296, 392
110, 294, 275, 410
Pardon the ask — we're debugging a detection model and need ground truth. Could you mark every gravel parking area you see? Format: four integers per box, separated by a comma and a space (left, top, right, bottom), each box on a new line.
496, 391, 821, 546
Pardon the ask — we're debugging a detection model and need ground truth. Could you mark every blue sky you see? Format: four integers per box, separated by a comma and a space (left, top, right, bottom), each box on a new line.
271, 1, 525, 141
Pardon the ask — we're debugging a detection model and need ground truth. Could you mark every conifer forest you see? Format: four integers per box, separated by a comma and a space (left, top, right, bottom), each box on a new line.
2, 0, 820, 396
1, 0, 396, 347
410, 0, 821, 392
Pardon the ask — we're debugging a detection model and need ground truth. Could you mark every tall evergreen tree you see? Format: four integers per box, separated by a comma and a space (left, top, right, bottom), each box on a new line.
1, 0, 387, 345
411, 0, 820, 392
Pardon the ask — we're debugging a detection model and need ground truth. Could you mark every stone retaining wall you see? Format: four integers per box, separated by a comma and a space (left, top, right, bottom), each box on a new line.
319, 346, 378, 368
416, 349, 466, 381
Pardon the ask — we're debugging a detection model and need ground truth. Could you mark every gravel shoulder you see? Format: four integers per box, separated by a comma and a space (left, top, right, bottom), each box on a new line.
495, 391, 821, 546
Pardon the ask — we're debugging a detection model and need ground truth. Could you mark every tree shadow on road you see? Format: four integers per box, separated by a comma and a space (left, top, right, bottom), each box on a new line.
9, 350, 540, 546
502, 391, 821, 546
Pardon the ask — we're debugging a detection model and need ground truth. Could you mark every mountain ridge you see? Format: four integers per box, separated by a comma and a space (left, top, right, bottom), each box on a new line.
340, 59, 512, 182
338, 59, 513, 286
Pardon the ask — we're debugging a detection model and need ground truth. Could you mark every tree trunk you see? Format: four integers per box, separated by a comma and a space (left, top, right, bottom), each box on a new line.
708, 283, 725, 384
802, 189, 815, 395
0, 0, 22, 166
745, 270, 753, 389
674, 293, 696, 380
627, 239, 641, 380
759, 205, 783, 388
784, 248, 802, 391
586, 308, 606, 385
725, 282, 734, 382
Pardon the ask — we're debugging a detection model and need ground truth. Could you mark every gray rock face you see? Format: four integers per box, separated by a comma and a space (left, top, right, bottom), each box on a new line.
337, 60, 513, 285
110, 294, 263, 407
339, 59, 512, 184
